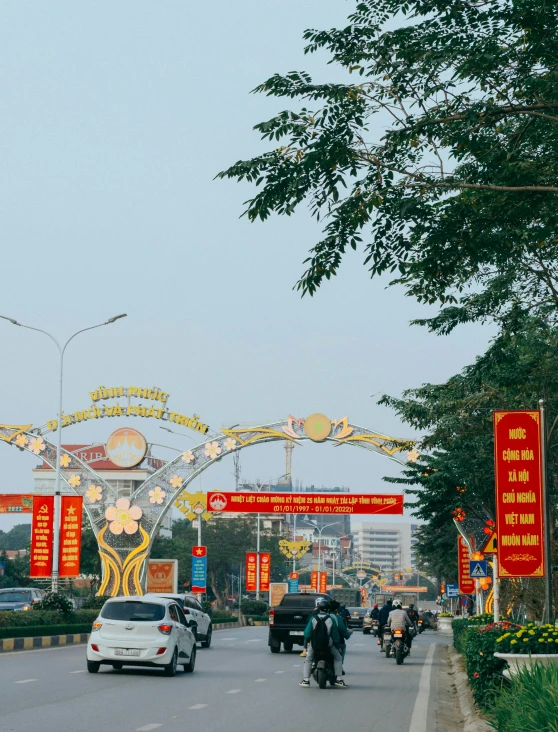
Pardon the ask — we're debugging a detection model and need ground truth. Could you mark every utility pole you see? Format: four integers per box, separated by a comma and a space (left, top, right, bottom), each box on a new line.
540, 400, 554, 623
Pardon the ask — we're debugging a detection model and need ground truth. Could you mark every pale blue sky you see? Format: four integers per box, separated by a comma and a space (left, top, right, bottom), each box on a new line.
0, 1, 493, 530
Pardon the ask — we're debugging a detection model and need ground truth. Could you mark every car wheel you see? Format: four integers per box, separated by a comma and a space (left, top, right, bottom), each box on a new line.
201, 626, 212, 648
87, 661, 100, 674
112, 663, 123, 670
184, 644, 196, 673
283, 641, 293, 652
163, 647, 178, 677
270, 643, 280, 653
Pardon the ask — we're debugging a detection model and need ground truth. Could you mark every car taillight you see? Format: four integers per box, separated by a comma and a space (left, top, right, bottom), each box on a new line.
156, 647, 167, 655
92, 622, 102, 632
158, 624, 173, 635
269, 609, 275, 626
91, 644, 99, 652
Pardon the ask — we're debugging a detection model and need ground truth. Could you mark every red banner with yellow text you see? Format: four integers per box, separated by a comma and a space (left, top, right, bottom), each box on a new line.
319, 572, 327, 594
458, 537, 475, 594
311, 571, 318, 591
207, 491, 403, 515
59, 495, 83, 577
494, 410, 545, 578
0, 494, 33, 514
30, 496, 54, 577
259, 553, 270, 592
246, 552, 257, 592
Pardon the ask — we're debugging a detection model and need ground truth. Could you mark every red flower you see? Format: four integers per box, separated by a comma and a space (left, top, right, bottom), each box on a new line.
474, 672, 480, 678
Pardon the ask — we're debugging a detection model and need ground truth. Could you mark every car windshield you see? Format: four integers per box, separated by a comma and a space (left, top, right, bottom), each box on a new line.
101, 601, 165, 622
0, 591, 30, 603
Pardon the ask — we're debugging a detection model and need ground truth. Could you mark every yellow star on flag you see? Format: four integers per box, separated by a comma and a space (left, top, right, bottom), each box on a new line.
196, 548, 203, 556
67, 506, 76, 515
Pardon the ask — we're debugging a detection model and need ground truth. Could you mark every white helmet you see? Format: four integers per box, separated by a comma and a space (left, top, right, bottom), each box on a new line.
393, 600, 402, 609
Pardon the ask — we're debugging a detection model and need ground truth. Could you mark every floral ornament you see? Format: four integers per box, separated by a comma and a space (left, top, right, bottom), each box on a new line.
483, 519, 496, 535
14, 434, 28, 448
68, 474, 81, 488
407, 448, 420, 463
452, 507, 466, 522
85, 485, 103, 503
59, 453, 71, 468
181, 450, 195, 464
223, 438, 237, 451
28, 437, 46, 455
204, 441, 222, 459
149, 486, 166, 505
456, 485, 467, 494
169, 475, 183, 489
105, 498, 142, 535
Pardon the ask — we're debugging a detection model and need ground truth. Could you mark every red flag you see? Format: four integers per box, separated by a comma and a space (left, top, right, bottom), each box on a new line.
59, 496, 83, 578
246, 552, 257, 592
310, 571, 318, 591
30, 496, 54, 578
259, 553, 271, 592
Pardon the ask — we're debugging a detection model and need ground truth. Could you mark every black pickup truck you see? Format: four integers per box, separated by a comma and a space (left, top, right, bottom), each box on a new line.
268, 592, 330, 653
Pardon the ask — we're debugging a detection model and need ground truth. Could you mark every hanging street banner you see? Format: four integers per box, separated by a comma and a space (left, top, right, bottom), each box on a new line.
191, 546, 207, 593
246, 552, 258, 592
319, 572, 327, 594
207, 491, 404, 515
30, 495, 54, 578
288, 572, 299, 593
310, 571, 318, 591
0, 494, 33, 514
494, 410, 545, 578
259, 553, 271, 592
147, 560, 179, 593
59, 495, 83, 577
458, 537, 475, 595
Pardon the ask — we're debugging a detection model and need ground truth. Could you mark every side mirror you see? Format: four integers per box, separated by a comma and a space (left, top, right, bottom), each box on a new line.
183, 608, 190, 615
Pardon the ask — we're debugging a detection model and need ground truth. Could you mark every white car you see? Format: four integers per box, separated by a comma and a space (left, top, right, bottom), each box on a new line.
144, 593, 212, 648
86, 596, 196, 676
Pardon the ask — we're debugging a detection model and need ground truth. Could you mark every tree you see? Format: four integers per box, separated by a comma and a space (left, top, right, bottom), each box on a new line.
218, 0, 558, 332
0, 523, 31, 550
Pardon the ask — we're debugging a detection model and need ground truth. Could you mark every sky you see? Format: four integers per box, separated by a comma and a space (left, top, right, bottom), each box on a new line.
0, 1, 494, 531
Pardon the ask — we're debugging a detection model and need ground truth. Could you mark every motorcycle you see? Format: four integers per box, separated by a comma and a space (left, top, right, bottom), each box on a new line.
311, 648, 336, 689
389, 628, 410, 665
372, 619, 379, 637
381, 625, 392, 657
417, 619, 424, 634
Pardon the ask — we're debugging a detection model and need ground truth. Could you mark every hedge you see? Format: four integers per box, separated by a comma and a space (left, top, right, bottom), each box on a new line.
0, 624, 93, 639
0, 610, 98, 628
213, 616, 238, 624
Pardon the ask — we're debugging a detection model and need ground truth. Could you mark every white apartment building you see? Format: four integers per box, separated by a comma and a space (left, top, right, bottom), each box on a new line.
352, 521, 419, 571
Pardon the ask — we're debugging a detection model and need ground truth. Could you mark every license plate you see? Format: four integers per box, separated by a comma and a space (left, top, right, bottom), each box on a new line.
115, 648, 140, 656
290, 631, 304, 636
353, 612, 358, 615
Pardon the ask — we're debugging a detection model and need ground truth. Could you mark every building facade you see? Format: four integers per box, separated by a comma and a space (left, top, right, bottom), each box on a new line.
351, 521, 419, 571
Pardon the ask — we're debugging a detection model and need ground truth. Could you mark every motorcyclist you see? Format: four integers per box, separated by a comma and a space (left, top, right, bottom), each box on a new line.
387, 600, 413, 653
300, 598, 347, 688
377, 598, 393, 644
406, 603, 419, 632
329, 600, 352, 666
370, 604, 380, 620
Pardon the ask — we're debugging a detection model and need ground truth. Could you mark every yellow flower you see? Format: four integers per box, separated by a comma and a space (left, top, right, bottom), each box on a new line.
59, 453, 71, 468
85, 485, 103, 503
15, 434, 28, 448
529, 630, 535, 635
510, 640, 518, 645
149, 486, 166, 505
496, 637, 504, 643
522, 638, 528, 642
68, 474, 81, 488
28, 437, 46, 455
105, 498, 142, 535
169, 475, 183, 489
539, 639, 545, 643
555, 639, 558, 643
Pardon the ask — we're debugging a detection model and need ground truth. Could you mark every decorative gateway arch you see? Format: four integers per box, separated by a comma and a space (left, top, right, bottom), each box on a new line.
0, 411, 416, 597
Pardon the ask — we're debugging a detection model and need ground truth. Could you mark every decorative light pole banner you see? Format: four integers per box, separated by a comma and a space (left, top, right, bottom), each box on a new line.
319, 572, 327, 594
0, 494, 33, 514
494, 410, 545, 578
246, 552, 258, 592
458, 536, 475, 594
191, 546, 207, 593
311, 571, 318, 591
259, 553, 271, 592
207, 491, 404, 515
146, 559, 178, 593
30, 496, 54, 578
59, 496, 83, 577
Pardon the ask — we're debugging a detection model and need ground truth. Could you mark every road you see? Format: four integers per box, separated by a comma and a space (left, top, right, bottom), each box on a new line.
0, 626, 450, 732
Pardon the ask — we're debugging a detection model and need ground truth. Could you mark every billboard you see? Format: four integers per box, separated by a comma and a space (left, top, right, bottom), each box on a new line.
30, 496, 54, 578
59, 496, 83, 578
146, 559, 178, 593
191, 546, 207, 593
207, 491, 403, 515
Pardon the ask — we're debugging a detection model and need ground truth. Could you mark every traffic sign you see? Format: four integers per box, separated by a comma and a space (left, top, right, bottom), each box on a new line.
469, 560, 488, 578
446, 584, 459, 598
288, 579, 299, 592
482, 532, 498, 554
460, 596, 472, 608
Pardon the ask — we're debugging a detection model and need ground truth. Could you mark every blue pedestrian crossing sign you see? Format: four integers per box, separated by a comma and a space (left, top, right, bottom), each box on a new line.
446, 584, 459, 598
469, 560, 488, 578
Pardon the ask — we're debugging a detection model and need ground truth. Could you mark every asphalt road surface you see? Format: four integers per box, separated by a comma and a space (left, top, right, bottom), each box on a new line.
0, 626, 448, 732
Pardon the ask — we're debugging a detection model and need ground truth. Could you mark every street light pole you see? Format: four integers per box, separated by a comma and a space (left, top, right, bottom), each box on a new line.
0, 314, 127, 593
302, 519, 340, 592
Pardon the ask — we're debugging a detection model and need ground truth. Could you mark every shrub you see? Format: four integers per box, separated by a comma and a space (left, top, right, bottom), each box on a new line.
486, 663, 558, 731
495, 622, 558, 654
81, 596, 109, 610
0, 609, 98, 628
213, 615, 238, 624
33, 593, 73, 618
463, 628, 508, 709
240, 600, 268, 615
0, 623, 92, 639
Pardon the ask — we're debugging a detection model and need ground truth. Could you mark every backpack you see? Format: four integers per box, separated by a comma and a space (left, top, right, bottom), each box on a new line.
310, 615, 331, 652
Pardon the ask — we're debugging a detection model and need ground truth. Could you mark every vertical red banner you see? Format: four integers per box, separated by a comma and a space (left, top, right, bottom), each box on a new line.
246, 552, 257, 592
30, 495, 54, 578
494, 410, 545, 578
59, 496, 83, 577
310, 571, 318, 591
319, 572, 327, 594
458, 537, 475, 594
259, 553, 271, 592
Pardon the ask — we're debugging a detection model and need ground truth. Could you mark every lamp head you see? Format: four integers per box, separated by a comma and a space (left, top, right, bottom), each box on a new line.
106, 314, 127, 324
0, 315, 20, 325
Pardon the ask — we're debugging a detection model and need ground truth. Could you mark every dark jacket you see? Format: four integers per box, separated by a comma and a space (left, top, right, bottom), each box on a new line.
370, 607, 380, 620
378, 602, 393, 625
332, 613, 351, 643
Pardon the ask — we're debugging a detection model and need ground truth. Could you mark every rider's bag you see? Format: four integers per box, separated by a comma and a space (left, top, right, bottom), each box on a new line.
310, 616, 330, 653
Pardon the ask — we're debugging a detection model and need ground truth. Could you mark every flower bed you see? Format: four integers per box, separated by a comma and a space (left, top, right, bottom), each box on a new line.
495, 622, 558, 653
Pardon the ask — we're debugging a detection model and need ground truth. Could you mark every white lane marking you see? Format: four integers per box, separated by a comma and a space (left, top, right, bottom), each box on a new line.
292, 664, 301, 667
254, 678, 267, 682
226, 689, 242, 694
136, 725, 162, 732
70, 670, 86, 674
353, 643, 365, 646
274, 670, 285, 674
409, 644, 435, 732
189, 704, 208, 710
244, 639, 262, 643
15, 679, 37, 684
219, 637, 238, 640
